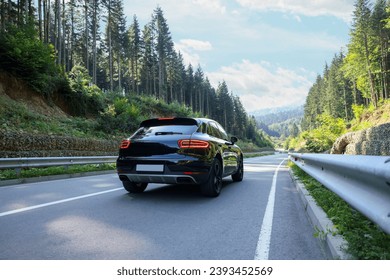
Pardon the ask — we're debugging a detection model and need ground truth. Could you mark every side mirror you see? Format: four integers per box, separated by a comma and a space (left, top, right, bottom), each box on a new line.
230, 136, 238, 144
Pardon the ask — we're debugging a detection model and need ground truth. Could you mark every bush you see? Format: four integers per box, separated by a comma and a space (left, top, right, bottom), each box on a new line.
301, 114, 346, 153
0, 25, 66, 98
97, 97, 145, 135
352, 104, 365, 121
67, 65, 105, 116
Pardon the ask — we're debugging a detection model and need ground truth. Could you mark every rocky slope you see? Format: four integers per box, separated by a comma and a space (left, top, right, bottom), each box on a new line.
1, 71, 119, 157
331, 122, 390, 156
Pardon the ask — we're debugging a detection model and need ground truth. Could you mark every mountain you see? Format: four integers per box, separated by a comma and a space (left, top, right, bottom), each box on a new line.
252, 106, 304, 138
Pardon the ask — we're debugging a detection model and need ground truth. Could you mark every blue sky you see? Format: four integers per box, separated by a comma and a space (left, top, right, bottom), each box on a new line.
123, 0, 355, 112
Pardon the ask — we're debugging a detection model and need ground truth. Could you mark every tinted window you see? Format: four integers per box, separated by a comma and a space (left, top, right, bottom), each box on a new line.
197, 122, 207, 133
140, 118, 198, 127
206, 123, 213, 136
208, 122, 222, 139
133, 125, 197, 138
215, 122, 228, 140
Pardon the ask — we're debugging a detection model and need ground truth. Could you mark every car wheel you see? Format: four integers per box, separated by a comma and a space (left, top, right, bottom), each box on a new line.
122, 182, 148, 193
200, 158, 222, 197
232, 156, 244, 182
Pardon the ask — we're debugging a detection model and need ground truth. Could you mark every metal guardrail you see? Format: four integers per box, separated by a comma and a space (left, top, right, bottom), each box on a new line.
0, 156, 117, 175
289, 153, 390, 234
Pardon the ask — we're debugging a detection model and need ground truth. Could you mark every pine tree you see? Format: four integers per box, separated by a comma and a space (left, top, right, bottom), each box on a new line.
185, 64, 194, 108
194, 65, 204, 113
140, 22, 157, 95
127, 15, 142, 94
152, 6, 174, 101
371, 0, 389, 100
350, 0, 378, 107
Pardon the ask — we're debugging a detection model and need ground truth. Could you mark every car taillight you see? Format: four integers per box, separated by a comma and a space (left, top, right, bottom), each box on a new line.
120, 139, 131, 149
158, 117, 174, 120
178, 139, 210, 149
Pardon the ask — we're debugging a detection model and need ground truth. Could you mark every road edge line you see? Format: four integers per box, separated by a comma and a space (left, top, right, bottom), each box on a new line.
0, 188, 123, 217
254, 159, 285, 260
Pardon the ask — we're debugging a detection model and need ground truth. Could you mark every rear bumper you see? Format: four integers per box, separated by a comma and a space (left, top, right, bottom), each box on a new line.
118, 173, 199, 184
116, 157, 212, 185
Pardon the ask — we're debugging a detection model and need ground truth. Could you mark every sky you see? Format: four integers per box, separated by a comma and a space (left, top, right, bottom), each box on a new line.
123, 0, 355, 113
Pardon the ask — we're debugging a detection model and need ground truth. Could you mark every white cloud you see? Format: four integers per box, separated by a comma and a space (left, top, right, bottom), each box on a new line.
294, 15, 302, 22
177, 39, 213, 51
174, 39, 213, 66
235, 0, 354, 22
192, 0, 227, 14
207, 60, 313, 112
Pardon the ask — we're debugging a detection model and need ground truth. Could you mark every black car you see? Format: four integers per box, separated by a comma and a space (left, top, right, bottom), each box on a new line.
116, 117, 244, 197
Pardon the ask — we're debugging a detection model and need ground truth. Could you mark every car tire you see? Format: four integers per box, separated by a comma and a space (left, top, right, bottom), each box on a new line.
232, 156, 244, 182
122, 182, 148, 193
200, 158, 222, 197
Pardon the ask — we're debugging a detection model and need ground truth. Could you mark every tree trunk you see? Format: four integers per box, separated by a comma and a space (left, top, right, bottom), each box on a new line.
92, 0, 98, 84
84, 0, 89, 72
37, 0, 42, 40
363, 33, 378, 107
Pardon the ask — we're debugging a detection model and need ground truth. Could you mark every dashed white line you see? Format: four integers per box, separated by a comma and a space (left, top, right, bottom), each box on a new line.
254, 159, 286, 260
0, 188, 122, 217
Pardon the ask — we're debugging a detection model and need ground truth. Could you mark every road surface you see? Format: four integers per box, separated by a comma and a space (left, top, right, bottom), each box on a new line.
0, 154, 325, 259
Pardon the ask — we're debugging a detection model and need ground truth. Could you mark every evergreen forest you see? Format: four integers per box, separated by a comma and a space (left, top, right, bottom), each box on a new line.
0, 0, 272, 148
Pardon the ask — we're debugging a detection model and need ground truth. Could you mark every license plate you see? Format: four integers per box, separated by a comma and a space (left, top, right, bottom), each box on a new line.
136, 164, 164, 172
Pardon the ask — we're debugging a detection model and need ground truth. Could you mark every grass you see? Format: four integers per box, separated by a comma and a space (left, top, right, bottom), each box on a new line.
0, 163, 116, 181
289, 161, 390, 259
0, 94, 109, 139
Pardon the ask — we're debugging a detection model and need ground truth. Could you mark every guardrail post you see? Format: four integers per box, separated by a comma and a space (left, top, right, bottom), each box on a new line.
15, 167, 21, 178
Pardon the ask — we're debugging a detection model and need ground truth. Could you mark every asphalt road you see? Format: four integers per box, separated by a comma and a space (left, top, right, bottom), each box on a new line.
0, 154, 326, 260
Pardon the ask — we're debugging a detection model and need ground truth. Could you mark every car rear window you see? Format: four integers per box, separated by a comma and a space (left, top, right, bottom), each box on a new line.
133, 118, 199, 137
134, 125, 198, 137
140, 118, 198, 127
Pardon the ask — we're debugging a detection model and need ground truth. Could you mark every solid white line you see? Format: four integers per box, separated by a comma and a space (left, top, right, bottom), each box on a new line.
254, 159, 286, 260
0, 188, 122, 217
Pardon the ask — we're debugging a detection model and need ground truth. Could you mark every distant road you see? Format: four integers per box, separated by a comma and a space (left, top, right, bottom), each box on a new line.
0, 154, 325, 259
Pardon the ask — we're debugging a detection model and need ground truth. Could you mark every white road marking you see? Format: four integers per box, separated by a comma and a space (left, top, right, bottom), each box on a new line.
254, 159, 286, 260
0, 188, 122, 217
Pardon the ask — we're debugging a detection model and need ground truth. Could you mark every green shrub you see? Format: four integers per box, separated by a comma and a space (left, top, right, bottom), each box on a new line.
352, 104, 365, 121
67, 66, 105, 116
301, 114, 346, 152
0, 25, 67, 98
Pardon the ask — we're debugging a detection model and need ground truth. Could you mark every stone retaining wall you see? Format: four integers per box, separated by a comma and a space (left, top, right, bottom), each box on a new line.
0, 129, 119, 158
331, 123, 390, 156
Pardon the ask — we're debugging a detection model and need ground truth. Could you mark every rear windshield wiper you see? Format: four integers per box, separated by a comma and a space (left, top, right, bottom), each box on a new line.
155, 132, 183, 135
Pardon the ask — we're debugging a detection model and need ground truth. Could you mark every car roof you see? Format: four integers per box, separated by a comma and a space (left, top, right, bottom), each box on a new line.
139, 117, 216, 128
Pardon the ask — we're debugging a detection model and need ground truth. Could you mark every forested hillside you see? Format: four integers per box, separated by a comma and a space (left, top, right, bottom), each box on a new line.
0, 1, 272, 148
254, 106, 303, 138
303, 0, 390, 128
287, 0, 390, 153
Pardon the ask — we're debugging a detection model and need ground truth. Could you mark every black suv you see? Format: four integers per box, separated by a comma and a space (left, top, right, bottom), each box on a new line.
116, 117, 244, 197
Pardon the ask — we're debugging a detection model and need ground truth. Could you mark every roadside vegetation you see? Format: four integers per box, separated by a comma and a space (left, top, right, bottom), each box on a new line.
284, 97, 390, 152
289, 161, 390, 260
